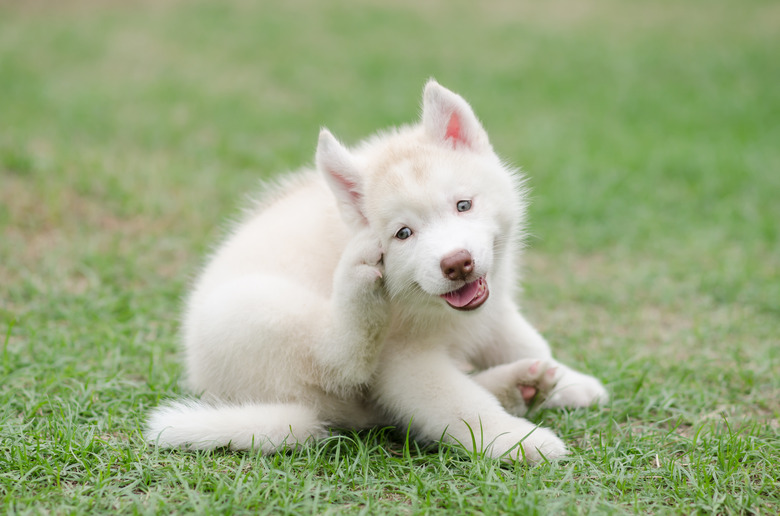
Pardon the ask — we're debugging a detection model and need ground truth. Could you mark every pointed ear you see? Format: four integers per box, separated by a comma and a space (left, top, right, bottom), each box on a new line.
316, 129, 367, 227
422, 80, 491, 152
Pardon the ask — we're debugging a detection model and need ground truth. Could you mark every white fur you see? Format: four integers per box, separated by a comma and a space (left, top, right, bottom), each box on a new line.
146, 401, 327, 452
145, 80, 608, 463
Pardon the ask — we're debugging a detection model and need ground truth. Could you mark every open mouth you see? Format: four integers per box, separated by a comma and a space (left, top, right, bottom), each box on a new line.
440, 276, 489, 311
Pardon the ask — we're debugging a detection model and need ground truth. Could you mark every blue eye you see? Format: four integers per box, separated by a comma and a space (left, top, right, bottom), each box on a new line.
457, 200, 472, 212
395, 227, 413, 240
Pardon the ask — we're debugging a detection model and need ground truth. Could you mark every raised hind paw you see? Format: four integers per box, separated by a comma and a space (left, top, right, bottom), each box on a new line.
471, 359, 562, 417
322, 227, 390, 386
335, 227, 386, 297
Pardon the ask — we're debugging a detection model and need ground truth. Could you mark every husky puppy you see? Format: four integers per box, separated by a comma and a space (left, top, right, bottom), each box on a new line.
146, 81, 607, 463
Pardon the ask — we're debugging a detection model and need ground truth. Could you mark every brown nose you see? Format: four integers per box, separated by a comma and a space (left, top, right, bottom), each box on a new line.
440, 249, 474, 281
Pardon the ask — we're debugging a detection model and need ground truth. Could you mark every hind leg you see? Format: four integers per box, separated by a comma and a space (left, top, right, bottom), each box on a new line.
184, 274, 328, 400
183, 228, 390, 400
185, 268, 386, 401
317, 226, 389, 385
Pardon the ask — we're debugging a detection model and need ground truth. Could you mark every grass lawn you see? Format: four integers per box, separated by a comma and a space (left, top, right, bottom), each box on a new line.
1, 0, 778, 513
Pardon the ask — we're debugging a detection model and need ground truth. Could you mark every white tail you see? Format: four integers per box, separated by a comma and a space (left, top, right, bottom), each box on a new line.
145, 400, 327, 453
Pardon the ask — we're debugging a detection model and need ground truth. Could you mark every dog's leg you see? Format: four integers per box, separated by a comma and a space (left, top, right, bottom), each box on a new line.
314, 227, 389, 387
184, 229, 387, 400
374, 346, 568, 463
477, 299, 609, 408
471, 359, 561, 416
543, 363, 609, 408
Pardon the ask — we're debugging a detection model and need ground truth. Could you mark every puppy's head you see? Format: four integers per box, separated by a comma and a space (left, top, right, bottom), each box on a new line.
318, 81, 525, 312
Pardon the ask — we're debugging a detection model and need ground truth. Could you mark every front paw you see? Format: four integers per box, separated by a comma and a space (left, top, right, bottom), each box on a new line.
513, 359, 561, 411
472, 359, 561, 416
545, 367, 609, 408
490, 423, 568, 464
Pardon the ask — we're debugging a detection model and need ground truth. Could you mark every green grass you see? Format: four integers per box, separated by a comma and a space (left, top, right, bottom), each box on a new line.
1, 0, 778, 513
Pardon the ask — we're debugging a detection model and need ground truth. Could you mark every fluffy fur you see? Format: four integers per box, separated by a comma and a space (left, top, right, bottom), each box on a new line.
146, 81, 608, 463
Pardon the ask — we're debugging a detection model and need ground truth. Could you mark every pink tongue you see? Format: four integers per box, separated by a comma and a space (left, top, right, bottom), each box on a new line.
442, 280, 481, 308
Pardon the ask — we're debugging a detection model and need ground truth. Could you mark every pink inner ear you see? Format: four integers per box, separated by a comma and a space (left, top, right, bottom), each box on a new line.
331, 171, 362, 204
445, 112, 462, 145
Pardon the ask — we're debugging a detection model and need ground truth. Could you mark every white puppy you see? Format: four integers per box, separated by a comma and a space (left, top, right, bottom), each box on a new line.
146, 80, 608, 463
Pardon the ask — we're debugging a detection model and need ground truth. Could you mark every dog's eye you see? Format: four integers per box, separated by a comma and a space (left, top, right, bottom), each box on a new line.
395, 227, 413, 240
456, 200, 472, 212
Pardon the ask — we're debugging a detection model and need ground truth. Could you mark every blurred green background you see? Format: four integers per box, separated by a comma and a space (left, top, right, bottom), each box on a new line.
1, 1, 777, 513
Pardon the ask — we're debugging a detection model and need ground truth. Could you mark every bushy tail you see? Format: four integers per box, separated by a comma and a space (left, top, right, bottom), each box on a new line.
145, 400, 327, 453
